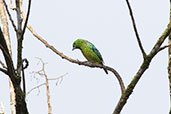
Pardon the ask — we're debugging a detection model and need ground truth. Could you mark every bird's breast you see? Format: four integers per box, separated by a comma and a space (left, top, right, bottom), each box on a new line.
81, 48, 102, 64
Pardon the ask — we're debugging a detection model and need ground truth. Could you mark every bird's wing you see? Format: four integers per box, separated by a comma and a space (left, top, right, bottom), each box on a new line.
87, 41, 103, 62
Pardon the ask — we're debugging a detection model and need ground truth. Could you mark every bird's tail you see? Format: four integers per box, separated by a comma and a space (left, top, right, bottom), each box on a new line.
103, 68, 108, 74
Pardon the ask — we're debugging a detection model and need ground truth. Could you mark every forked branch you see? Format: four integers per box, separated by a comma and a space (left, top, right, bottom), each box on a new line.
113, 11, 171, 114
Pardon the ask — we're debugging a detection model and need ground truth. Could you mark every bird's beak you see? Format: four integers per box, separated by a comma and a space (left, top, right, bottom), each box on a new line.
72, 47, 76, 51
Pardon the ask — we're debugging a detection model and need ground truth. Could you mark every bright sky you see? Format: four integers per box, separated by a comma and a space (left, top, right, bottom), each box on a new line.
0, 0, 170, 114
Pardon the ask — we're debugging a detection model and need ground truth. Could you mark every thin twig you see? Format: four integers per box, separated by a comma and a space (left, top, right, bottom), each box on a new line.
0, 0, 12, 56
158, 43, 171, 52
125, 0, 146, 57
48, 73, 68, 81
29, 58, 68, 113
20, 0, 31, 40
42, 64, 52, 114
29, 58, 53, 114
0, 60, 6, 68
3, 0, 17, 32
22, 65, 26, 94
0, 67, 8, 75
27, 83, 46, 95
21, 58, 29, 93
28, 69, 67, 95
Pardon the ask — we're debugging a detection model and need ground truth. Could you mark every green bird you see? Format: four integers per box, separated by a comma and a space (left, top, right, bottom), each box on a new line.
72, 39, 108, 74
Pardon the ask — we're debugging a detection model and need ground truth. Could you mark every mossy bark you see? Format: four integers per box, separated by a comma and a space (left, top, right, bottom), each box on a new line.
113, 23, 171, 114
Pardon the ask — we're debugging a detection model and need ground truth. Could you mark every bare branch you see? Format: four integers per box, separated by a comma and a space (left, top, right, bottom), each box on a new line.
0, 1, 16, 114
32, 34, 125, 93
29, 58, 68, 113
0, 67, 8, 75
0, 60, 9, 75
113, 23, 171, 114
0, 1, 29, 113
3, 0, 17, 32
8, 79, 16, 114
14, 0, 31, 96
20, 0, 31, 40
125, 0, 146, 57
0, 60, 6, 68
30, 26, 125, 93
27, 83, 46, 95
29, 58, 51, 114
158, 43, 171, 52
21, 59, 29, 94
48, 73, 67, 80
0, 102, 5, 114
43, 71, 52, 114
168, 1, 171, 113
0, 0, 12, 56
112, 1, 171, 113
16, 0, 23, 75
0, 42, 16, 80
28, 70, 67, 95
0, 28, 29, 113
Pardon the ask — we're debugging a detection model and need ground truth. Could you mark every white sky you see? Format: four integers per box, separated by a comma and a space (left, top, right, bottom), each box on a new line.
0, 0, 170, 114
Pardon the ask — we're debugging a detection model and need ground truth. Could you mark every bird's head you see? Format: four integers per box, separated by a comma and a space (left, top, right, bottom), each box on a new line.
72, 39, 84, 51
